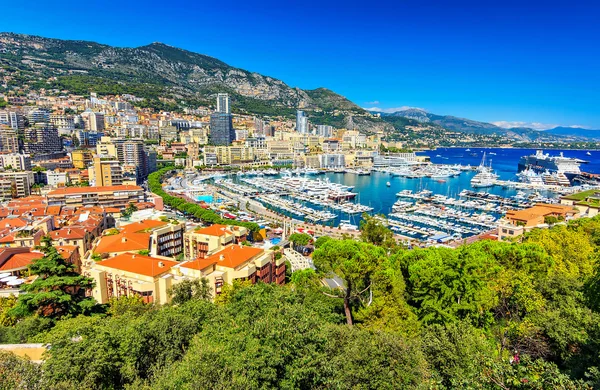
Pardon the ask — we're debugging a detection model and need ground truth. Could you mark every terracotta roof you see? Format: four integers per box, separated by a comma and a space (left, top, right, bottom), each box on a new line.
0, 233, 15, 243
0, 217, 28, 229
184, 245, 264, 270
49, 227, 87, 240
46, 206, 62, 216
193, 224, 231, 237
56, 245, 78, 259
507, 203, 577, 222
48, 185, 142, 196
121, 219, 168, 234
94, 232, 150, 254
97, 252, 177, 277
0, 252, 42, 271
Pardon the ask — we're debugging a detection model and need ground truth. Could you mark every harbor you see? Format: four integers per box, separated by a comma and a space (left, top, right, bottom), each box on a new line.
168, 147, 600, 244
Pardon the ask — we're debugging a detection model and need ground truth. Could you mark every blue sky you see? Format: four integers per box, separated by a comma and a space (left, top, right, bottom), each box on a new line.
2, 0, 600, 128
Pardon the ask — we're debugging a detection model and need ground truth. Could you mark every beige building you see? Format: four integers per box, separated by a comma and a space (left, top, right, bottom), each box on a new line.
183, 224, 248, 260
0, 171, 35, 199
92, 157, 123, 187
96, 136, 118, 158
174, 244, 285, 298
88, 252, 178, 304
71, 149, 94, 169
560, 190, 600, 218
47, 185, 144, 208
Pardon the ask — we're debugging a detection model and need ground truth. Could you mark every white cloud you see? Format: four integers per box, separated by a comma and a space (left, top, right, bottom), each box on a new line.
363, 106, 426, 113
492, 121, 560, 130
364, 100, 380, 105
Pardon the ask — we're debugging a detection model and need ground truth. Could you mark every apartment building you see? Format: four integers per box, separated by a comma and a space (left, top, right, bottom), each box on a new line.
71, 149, 94, 169
0, 154, 32, 171
46, 185, 144, 208
0, 171, 35, 199
183, 224, 248, 260
92, 157, 123, 187
498, 204, 578, 240
175, 245, 285, 298
88, 253, 178, 304
93, 219, 184, 258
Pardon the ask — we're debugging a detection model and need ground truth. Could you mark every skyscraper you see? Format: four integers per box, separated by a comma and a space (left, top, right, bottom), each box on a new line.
217, 93, 230, 114
296, 110, 308, 133
209, 113, 235, 145
23, 123, 62, 154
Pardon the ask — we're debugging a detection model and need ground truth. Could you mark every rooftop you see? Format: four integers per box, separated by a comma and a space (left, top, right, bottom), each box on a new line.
97, 252, 177, 277
183, 245, 264, 271
47, 185, 142, 196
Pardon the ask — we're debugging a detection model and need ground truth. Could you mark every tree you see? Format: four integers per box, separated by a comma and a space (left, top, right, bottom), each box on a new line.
360, 213, 397, 249
0, 351, 45, 390
168, 279, 212, 305
288, 232, 312, 251
405, 243, 501, 326
10, 236, 96, 319
312, 239, 386, 325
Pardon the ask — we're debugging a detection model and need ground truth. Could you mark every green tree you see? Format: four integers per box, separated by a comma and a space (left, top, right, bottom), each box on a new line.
0, 351, 45, 390
360, 213, 397, 249
288, 232, 312, 248
312, 239, 386, 325
10, 237, 96, 319
168, 279, 212, 305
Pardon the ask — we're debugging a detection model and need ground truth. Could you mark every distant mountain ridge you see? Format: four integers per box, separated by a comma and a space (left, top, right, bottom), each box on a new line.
0, 32, 392, 133
375, 108, 600, 141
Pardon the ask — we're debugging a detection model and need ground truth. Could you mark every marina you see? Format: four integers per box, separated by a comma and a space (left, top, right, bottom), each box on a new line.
172, 147, 600, 244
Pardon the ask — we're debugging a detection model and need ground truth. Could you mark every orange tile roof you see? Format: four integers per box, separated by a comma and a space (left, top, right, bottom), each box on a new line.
0, 252, 42, 271
120, 219, 168, 234
193, 224, 231, 237
46, 206, 62, 216
184, 245, 264, 270
49, 227, 87, 240
0, 233, 15, 243
0, 217, 28, 229
56, 245, 78, 259
94, 232, 150, 254
506, 203, 577, 222
48, 185, 142, 196
98, 253, 177, 277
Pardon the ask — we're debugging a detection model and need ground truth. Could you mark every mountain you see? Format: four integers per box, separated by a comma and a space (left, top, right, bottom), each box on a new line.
0, 33, 390, 132
542, 126, 600, 139
376, 108, 600, 142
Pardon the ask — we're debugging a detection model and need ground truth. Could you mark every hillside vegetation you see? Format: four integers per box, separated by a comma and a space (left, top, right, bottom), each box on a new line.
1, 215, 600, 389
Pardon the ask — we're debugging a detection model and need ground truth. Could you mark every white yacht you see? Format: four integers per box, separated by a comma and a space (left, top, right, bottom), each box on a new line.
470, 153, 498, 188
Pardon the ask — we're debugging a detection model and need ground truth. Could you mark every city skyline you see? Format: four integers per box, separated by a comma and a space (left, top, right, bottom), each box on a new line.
1, 1, 599, 128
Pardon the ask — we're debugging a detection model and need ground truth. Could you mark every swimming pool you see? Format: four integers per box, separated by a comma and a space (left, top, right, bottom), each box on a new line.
196, 195, 214, 203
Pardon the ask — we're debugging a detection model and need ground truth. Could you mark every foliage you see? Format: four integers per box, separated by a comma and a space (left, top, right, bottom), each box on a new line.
168, 279, 212, 305
288, 232, 312, 247
360, 213, 397, 248
9, 237, 96, 319
0, 351, 45, 390
313, 239, 386, 325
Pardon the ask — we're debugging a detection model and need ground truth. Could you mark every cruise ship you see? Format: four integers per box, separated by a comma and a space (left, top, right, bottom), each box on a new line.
518, 150, 587, 182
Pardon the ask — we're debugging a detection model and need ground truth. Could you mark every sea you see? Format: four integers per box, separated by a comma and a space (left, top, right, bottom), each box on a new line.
234, 148, 600, 228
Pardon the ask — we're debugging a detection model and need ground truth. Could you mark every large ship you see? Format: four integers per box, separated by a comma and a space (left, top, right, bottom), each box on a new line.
518, 150, 587, 182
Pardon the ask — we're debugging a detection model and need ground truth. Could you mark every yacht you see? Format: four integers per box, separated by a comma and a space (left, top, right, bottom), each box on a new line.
386, 181, 391, 187
470, 152, 498, 188
586, 151, 592, 156
339, 220, 358, 231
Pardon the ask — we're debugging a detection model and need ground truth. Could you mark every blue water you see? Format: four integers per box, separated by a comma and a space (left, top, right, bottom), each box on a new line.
421, 147, 600, 179
232, 148, 598, 228
270, 237, 281, 245
196, 195, 214, 203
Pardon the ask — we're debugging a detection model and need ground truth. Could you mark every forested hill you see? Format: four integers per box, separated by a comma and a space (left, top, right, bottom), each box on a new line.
0, 33, 391, 132
1, 214, 600, 389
